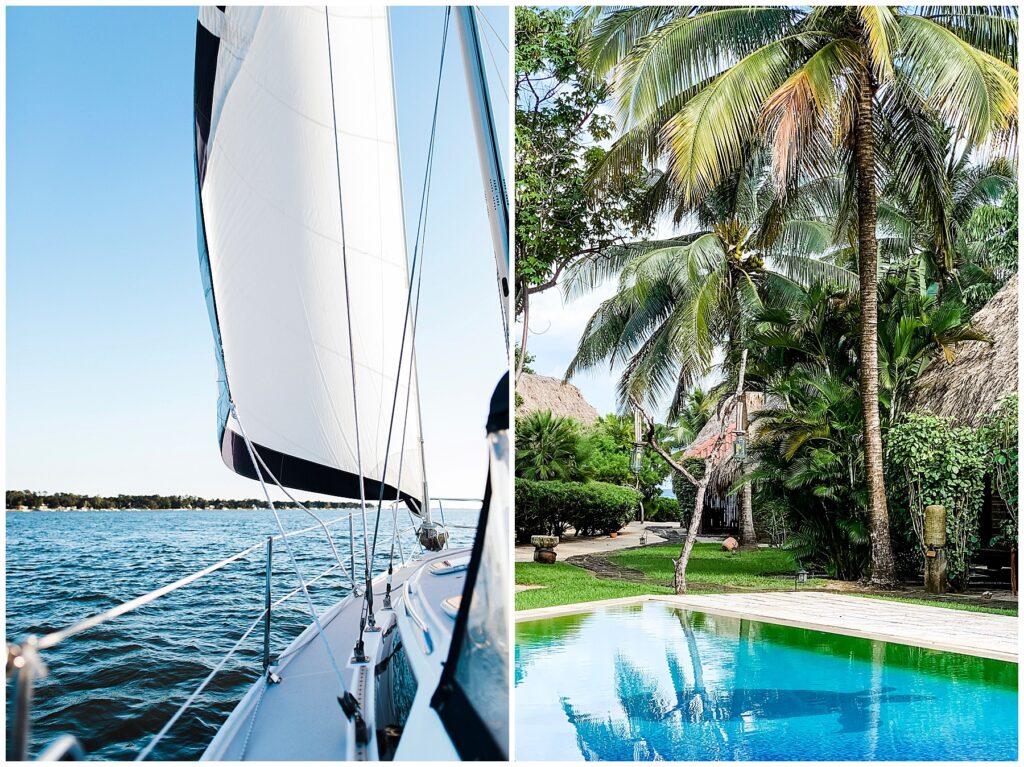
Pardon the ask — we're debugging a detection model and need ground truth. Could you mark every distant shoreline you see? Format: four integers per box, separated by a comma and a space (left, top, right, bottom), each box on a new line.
6, 506, 359, 513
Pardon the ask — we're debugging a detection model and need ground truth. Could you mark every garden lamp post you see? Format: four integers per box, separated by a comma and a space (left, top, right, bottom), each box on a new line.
631, 408, 645, 522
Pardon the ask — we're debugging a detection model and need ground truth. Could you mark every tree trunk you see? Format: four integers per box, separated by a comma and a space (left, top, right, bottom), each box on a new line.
739, 480, 756, 549
675, 475, 710, 594
516, 286, 530, 382
854, 67, 898, 588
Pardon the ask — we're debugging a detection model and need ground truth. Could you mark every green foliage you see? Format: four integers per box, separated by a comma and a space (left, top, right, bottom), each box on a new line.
515, 478, 640, 542
515, 344, 535, 375
515, 411, 587, 481
671, 458, 706, 526
887, 413, 989, 590
753, 497, 791, 548
579, 414, 670, 501
979, 395, 1019, 546
644, 495, 680, 522
955, 185, 1019, 314
515, 6, 651, 305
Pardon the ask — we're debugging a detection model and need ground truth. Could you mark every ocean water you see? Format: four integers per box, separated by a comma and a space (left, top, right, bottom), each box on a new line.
516, 601, 1018, 761
5, 507, 478, 760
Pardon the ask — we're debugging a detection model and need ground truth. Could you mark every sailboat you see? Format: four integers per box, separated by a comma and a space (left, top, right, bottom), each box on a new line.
4, 4, 508, 763
193, 5, 509, 761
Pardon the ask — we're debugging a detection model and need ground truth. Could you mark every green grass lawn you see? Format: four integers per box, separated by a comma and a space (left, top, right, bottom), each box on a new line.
516, 542, 1018, 616
515, 543, 812, 610
852, 593, 1018, 617
515, 561, 671, 610
611, 543, 826, 590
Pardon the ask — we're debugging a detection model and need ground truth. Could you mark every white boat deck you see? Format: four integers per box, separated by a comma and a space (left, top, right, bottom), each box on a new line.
516, 592, 1018, 663
203, 548, 465, 760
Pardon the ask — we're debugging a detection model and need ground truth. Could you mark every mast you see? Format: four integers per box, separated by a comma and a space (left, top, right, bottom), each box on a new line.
454, 6, 510, 342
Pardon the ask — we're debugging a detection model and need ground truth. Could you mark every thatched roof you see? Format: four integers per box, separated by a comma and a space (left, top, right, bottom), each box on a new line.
910, 274, 1018, 427
682, 392, 772, 493
516, 374, 600, 425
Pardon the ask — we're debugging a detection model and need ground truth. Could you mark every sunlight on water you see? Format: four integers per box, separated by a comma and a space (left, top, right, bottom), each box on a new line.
515, 601, 1017, 761
6, 508, 478, 760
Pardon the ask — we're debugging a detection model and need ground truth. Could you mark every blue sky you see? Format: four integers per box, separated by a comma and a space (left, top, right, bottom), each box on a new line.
6, 6, 509, 500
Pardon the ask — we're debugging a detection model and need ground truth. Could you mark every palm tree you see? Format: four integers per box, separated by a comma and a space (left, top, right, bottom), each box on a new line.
581, 5, 1017, 586
515, 410, 585, 481
567, 158, 853, 551
565, 158, 854, 413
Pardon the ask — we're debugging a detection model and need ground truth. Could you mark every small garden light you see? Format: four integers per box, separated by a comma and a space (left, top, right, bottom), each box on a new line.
630, 409, 645, 475
734, 431, 747, 462
630, 444, 644, 475
795, 568, 809, 587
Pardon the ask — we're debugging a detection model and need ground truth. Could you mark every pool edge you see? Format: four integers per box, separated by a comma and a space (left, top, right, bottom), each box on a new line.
516, 593, 1018, 664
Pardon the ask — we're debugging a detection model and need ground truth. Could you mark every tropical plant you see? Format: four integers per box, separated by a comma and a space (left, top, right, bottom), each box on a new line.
580, 414, 671, 501
876, 277, 990, 426
887, 413, 989, 590
565, 160, 854, 415
979, 395, 1019, 547
514, 6, 653, 377
515, 410, 587, 481
580, 4, 1018, 586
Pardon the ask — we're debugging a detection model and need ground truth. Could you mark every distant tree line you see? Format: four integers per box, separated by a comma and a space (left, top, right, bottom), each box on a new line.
6, 490, 359, 511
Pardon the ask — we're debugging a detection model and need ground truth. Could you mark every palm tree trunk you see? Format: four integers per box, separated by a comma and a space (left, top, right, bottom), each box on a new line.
854, 68, 898, 588
675, 475, 709, 594
739, 480, 756, 549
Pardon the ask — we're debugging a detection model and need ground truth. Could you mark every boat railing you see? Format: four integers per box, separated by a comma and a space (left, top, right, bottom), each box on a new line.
5, 498, 481, 761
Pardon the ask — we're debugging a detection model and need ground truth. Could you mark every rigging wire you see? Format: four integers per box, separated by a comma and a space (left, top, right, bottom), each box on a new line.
476, 6, 508, 52
384, 199, 431, 598
323, 6, 375, 635
370, 6, 450, 566
228, 406, 351, 710
249, 447, 355, 589
476, 7, 508, 102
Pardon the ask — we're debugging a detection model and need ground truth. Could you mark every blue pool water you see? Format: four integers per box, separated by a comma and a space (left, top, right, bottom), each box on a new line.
515, 602, 1018, 761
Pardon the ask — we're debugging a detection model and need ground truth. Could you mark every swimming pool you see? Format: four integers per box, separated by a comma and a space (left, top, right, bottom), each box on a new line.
515, 601, 1018, 761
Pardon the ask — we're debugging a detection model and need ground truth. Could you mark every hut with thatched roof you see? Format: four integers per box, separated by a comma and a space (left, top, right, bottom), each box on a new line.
909, 274, 1017, 427
681, 391, 773, 534
516, 373, 600, 425
909, 274, 1018, 574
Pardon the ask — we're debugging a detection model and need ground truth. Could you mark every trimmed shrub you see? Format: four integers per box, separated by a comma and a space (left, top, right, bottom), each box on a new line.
515, 478, 640, 542
644, 495, 681, 522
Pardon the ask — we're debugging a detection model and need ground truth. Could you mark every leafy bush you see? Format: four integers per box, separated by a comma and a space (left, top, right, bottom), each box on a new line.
979, 395, 1018, 547
887, 413, 988, 590
515, 411, 588, 481
515, 478, 640, 542
644, 495, 680, 522
580, 415, 671, 501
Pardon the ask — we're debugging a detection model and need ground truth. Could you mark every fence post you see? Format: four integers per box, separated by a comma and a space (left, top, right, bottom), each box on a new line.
263, 537, 272, 671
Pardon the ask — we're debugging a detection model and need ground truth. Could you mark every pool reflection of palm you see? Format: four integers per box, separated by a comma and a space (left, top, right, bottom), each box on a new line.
559, 612, 931, 761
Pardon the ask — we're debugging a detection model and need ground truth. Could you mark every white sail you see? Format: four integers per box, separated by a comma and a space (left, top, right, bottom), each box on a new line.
194, 6, 424, 505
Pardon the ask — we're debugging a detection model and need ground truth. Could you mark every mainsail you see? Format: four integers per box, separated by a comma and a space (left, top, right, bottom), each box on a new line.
193, 6, 424, 505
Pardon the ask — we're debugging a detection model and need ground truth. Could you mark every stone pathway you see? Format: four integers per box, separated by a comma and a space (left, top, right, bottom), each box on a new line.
515, 521, 726, 563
